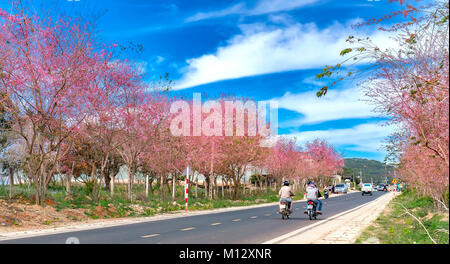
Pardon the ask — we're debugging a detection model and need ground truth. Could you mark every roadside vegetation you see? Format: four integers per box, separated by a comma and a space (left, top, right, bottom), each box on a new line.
356, 189, 449, 244
0, 182, 304, 228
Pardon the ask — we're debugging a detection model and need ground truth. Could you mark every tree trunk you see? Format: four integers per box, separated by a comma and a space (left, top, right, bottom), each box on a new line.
104, 174, 111, 191
110, 176, 115, 197
234, 182, 239, 200
221, 177, 224, 198
149, 177, 153, 195
9, 167, 14, 199
128, 166, 135, 201
145, 174, 149, 198
160, 175, 166, 200
233, 175, 240, 200
216, 178, 220, 198
172, 174, 176, 201
91, 165, 100, 202
209, 176, 213, 199
204, 175, 210, 199
66, 173, 72, 195
33, 175, 39, 205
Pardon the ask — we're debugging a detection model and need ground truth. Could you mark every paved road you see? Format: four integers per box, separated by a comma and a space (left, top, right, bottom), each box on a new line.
1, 191, 386, 244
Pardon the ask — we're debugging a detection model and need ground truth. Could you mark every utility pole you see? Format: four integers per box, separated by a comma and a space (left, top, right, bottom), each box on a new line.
359, 168, 363, 185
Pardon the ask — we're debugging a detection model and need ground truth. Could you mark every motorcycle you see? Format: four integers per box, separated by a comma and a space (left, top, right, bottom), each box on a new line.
306, 200, 317, 220
324, 189, 329, 199
279, 200, 291, 220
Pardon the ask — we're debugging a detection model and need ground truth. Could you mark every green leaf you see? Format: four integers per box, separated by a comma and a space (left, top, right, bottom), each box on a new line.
340, 48, 353, 56
316, 86, 328, 97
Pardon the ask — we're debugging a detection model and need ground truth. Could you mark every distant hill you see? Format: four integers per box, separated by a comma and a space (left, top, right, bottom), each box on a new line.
342, 158, 396, 185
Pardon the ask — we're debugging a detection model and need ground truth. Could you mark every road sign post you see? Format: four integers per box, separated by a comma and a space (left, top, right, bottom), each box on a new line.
392, 178, 397, 193
183, 165, 192, 212
185, 177, 189, 212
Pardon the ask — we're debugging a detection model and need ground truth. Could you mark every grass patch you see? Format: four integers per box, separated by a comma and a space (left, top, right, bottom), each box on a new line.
1, 183, 302, 220
355, 189, 449, 244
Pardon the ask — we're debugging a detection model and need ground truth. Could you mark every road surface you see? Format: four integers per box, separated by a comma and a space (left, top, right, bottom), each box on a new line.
1, 191, 386, 244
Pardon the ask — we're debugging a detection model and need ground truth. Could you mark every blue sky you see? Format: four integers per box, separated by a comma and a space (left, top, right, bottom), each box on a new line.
1, 0, 409, 161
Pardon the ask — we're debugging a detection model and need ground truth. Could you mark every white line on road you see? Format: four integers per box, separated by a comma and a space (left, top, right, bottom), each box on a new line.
250, 216, 258, 219
181, 227, 195, 231
141, 234, 160, 238
210, 223, 221, 226
232, 219, 241, 222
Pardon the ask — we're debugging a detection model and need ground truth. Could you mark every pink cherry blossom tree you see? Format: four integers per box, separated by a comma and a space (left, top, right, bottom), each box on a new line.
0, 5, 111, 205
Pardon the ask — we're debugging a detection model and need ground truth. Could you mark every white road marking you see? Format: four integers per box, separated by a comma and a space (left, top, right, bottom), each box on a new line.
210, 222, 221, 226
181, 227, 195, 231
141, 234, 160, 238
232, 219, 241, 222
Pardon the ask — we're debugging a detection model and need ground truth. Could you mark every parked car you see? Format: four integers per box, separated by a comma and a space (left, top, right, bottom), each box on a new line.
361, 183, 373, 196
334, 183, 348, 194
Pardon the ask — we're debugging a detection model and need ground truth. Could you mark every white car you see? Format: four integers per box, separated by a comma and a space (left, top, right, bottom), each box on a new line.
334, 183, 348, 194
361, 183, 373, 196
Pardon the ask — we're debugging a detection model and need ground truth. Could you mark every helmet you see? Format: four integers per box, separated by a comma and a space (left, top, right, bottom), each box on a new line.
307, 180, 315, 186
283, 180, 289, 186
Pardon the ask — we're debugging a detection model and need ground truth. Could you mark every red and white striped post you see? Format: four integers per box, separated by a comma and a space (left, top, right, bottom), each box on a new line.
185, 166, 189, 212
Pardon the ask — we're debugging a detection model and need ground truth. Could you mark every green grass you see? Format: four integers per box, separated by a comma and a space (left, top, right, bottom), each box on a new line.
355, 189, 449, 244
0, 183, 303, 220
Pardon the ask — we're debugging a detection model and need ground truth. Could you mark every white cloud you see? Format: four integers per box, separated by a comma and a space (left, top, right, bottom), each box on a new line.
186, 0, 318, 22
186, 3, 247, 22
272, 86, 380, 126
175, 21, 396, 89
249, 0, 318, 15
285, 122, 396, 153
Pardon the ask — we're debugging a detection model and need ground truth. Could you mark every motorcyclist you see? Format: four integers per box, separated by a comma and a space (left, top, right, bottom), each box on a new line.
304, 181, 323, 215
323, 187, 329, 198
279, 180, 295, 213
